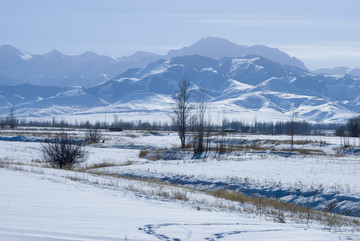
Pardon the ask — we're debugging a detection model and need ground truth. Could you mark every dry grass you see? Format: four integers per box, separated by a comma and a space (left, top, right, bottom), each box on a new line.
0, 158, 50, 168
77, 161, 135, 172
283, 139, 313, 145
139, 150, 149, 158
79, 162, 118, 170
208, 189, 359, 228
0, 130, 84, 140
120, 161, 134, 166
183, 143, 193, 149
123, 182, 189, 202
280, 148, 325, 155
138, 148, 171, 161
228, 143, 275, 152
147, 152, 161, 161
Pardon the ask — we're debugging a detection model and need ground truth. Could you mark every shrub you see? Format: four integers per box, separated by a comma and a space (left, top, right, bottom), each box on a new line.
40, 133, 88, 169
85, 128, 103, 143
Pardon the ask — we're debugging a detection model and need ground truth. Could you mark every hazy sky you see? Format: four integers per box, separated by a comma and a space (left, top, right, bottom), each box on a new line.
1, 0, 359, 69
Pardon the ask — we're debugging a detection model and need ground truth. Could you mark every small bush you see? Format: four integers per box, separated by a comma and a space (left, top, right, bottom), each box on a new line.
85, 128, 103, 143
40, 133, 88, 169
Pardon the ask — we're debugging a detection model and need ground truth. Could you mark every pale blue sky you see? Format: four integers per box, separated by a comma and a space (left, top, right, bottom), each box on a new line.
1, 0, 359, 69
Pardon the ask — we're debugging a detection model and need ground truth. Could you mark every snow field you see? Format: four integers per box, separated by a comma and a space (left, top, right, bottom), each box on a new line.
0, 169, 355, 241
0, 129, 360, 240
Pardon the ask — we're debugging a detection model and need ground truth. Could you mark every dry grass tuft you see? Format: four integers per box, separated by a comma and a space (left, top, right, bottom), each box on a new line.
78, 162, 118, 171
280, 148, 325, 155
139, 150, 149, 158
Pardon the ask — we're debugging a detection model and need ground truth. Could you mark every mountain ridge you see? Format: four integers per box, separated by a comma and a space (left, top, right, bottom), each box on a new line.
1, 54, 359, 123
167, 37, 307, 70
0, 37, 310, 87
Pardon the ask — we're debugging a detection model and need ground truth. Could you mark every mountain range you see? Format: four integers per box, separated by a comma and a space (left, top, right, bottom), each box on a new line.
0, 37, 306, 87
0, 37, 359, 123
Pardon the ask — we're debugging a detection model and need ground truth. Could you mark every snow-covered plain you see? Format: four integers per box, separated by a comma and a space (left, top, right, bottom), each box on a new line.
1, 128, 360, 240
1, 169, 347, 241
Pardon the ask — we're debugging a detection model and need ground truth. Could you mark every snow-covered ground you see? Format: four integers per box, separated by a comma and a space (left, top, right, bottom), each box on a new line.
1, 169, 351, 241
0, 128, 360, 240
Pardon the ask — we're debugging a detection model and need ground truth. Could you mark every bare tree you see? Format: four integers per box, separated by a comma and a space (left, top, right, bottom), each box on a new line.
217, 117, 228, 153
0, 116, 5, 129
40, 132, 88, 169
8, 107, 17, 129
171, 78, 192, 148
288, 112, 297, 149
193, 97, 206, 155
346, 115, 360, 138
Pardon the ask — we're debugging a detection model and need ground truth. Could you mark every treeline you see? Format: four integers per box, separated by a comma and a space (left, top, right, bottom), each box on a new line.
1, 114, 340, 136
0, 114, 171, 131
221, 120, 339, 135
0, 108, 17, 129
335, 115, 360, 137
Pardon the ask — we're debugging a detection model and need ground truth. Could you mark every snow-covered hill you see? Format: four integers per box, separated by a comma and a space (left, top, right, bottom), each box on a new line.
1, 54, 359, 123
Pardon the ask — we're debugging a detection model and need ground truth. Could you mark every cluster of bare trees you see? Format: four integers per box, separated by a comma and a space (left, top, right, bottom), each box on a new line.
0, 107, 18, 129
336, 115, 360, 147
171, 78, 213, 156
346, 116, 360, 137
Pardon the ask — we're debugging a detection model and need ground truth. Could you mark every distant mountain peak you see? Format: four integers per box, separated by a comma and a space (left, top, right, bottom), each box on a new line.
80, 51, 99, 58
193, 36, 240, 47
117, 51, 162, 64
0, 44, 18, 51
0, 44, 33, 60
167, 36, 242, 58
131, 51, 160, 57
45, 49, 63, 57
167, 36, 307, 70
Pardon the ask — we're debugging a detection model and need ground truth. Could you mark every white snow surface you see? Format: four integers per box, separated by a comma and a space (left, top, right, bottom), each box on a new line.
0, 169, 351, 241
1, 129, 360, 240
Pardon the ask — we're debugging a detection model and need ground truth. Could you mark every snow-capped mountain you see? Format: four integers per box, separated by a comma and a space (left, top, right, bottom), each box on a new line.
167, 37, 307, 70
0, 45, 161, 87
1, 54, 359, 122
0, 37, 307, 88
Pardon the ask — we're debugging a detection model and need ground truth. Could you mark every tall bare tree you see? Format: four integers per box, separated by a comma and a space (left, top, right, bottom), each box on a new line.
9, 107, 17, 129
193, 96, 206, 154
288, 112, 297, 149
171, 78, 192, 148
